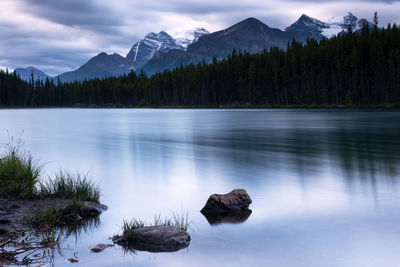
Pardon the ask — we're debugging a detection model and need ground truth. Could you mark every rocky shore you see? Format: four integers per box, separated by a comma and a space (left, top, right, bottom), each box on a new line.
0, 197, 107, 265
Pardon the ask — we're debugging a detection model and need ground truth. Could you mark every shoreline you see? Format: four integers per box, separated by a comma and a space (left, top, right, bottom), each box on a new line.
0, 104, 400, 109
0, 197, 106, 265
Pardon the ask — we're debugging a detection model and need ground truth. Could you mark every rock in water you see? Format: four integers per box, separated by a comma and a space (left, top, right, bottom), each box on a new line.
200, 189, 252, 214
66, 258, 79, 263
113, 226, 191, 253
90, 243, 114, 253
80, 202, 108, 218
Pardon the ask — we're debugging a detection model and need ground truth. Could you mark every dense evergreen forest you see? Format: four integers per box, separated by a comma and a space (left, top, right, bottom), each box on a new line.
1, 23, 400, 107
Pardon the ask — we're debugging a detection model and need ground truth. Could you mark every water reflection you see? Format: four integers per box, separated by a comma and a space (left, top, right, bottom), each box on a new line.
202, 209, 252, 225
2, 216, 101, 266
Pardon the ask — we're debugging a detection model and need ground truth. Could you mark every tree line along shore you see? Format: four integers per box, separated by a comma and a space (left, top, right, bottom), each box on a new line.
1, 24, 400, 108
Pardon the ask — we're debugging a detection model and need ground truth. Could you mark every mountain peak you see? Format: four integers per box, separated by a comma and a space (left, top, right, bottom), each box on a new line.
14, 66, 51, 82
285, 14, 329, 41
240, 17, 264, 25
158, 31, 170, 36
170, 27, 209, 49
344, 12, 356, 18
322, 12, 371, 37
126, 30, 184, 70
299, 14, 311, 19
285, 12, 373, 39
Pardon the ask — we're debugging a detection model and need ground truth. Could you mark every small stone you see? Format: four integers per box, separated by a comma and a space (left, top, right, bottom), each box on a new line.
90, 243, 114, 253
66, 258, 79, 263
79, 202, 108, 218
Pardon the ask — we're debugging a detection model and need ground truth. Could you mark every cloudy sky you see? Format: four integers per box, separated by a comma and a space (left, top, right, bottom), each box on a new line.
1, 0, 399, 76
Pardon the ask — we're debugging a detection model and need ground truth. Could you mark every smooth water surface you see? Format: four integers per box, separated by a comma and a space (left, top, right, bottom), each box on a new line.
1, 109, 400, 267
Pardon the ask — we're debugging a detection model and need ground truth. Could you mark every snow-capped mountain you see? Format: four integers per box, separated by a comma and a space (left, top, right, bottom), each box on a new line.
126, 31, 184, 70
170, 28, 210, 49
285, 14, 330, 41
126, 28, 209, 70
322, 12, 373, 38
286, 12, 373, 40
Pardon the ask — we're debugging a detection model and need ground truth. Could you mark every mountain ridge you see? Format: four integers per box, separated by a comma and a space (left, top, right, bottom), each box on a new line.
14, 13, 374, 82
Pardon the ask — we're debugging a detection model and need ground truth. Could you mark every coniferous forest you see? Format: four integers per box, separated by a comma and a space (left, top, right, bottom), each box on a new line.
1, 24, 400, 107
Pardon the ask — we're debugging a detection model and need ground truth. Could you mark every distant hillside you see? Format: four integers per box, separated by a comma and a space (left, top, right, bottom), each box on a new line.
14, 66, 51, 82
56, 52, 134, 83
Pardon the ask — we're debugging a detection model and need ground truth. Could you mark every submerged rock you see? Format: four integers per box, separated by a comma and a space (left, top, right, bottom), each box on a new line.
80, 202, 108, 218
66, 258, 79, 263
90, 243, 114, 253
113, 226, 191, 253
203, 208, 252, 225
201, 189, 252, 215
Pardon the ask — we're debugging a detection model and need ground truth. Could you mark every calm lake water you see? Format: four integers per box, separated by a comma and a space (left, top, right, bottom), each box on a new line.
1, 109, 400, 267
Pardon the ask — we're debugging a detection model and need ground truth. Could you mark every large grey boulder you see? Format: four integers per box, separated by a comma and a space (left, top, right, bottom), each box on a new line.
113, 226, 191, 253
201, 189, 252, 215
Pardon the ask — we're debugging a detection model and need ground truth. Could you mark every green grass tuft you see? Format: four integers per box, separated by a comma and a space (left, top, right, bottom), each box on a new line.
121, 211, 190, 235
0, 139, 100, 203
38, 170, 100, 202
40, 230, 61, 247
122, 219, 145, 233
0, 142, 43, 199
172, 211, 189, 231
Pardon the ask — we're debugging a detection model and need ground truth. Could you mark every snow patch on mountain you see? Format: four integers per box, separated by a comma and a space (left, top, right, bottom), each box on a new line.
126, 31, 184, 70
170, 28, 210, 49
322, 12, 373, 38
126, 28, 209, 70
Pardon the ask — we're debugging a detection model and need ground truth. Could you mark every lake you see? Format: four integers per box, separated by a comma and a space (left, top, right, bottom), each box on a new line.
1, 109, 400, 267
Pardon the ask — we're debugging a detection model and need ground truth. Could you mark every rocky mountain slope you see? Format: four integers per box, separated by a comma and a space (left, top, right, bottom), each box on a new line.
56, 52, 133, 83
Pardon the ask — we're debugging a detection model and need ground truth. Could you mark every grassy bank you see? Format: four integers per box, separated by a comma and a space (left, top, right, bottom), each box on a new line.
0, 143, 42, 199
0, 143, 100, 202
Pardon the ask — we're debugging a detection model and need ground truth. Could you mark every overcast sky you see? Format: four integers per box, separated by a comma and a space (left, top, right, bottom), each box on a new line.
1, 0, 399, 76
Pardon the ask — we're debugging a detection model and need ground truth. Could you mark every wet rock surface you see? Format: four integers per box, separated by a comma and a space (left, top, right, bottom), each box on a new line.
113, 226, 191, 253
201, 189, 252, 215
66, 258, 79, 263
90, 243, 114, 253
81, 202, 108, 218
